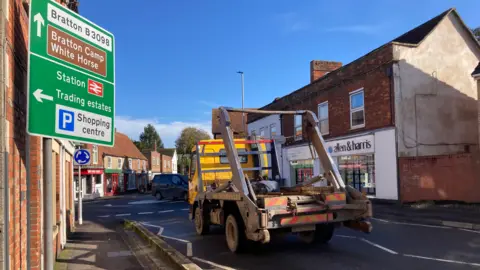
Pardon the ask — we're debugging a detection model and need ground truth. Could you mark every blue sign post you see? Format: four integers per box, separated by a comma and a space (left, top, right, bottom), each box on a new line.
74, 149, 91, 166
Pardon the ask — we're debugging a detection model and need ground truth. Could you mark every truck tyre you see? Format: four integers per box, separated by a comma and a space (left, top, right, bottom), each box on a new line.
298, 224, 335, 244
225, 214, 246, 253
194, 207, 210, 235
155, 192, 163, 200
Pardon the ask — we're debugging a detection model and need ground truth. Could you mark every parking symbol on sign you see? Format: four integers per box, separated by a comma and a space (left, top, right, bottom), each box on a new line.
59, 109, 74, 132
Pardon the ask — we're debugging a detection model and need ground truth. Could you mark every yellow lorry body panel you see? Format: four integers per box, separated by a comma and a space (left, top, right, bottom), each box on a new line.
188, 139, 269, 205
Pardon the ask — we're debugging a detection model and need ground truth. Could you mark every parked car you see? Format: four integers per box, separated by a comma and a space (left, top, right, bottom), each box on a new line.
151, 173, 188, 201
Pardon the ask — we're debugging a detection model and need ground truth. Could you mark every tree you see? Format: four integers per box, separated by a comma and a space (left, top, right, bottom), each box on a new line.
175, 127, 211, 174
138, 124, 164, 151
132, 140, 144, 150
472, 27, 480, 41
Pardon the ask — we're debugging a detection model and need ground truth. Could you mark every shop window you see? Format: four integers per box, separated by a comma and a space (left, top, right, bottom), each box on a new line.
92, 145, 98, 164
107, 157, 112, 168
219, 148, 247, 164
270, 124, 277, 137
337, 154, 375, 195
350, 89, 365, 129
294, 115, 302, 141
318, 102, 329, 135
95, 175, 101, 184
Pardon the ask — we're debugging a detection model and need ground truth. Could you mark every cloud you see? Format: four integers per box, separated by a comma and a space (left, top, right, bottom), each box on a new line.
115, 115, 212, 148
274, 12, 309, 33
324, 24, 387, 35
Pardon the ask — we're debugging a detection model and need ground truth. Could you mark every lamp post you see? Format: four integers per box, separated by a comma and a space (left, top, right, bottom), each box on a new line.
237, 71, 246, 134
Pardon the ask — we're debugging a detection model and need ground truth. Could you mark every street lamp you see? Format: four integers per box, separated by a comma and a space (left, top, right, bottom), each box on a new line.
237, 71, 246, 135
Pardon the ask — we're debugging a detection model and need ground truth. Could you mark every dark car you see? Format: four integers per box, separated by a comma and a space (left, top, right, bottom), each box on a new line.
151, 173, 188, 201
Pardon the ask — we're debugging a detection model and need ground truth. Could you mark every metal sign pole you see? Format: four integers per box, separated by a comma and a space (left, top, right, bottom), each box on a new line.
43, 137, 53, 270
78, 163, 82, 225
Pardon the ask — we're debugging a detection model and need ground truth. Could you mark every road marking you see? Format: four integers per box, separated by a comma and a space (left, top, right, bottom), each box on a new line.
115, 213, 131, 217
371, 218, 450, 229
97, 215, 110, 218
192, 257, 237, 270
157, 234, 193, 257
167, 201, 185, 204
104, 204, 112, 207
371, 217, 390, 223
158, 210, 174, 213
459, 228, 480, 234
140, 222, 164, 235
138, 212, 154, 215
335, 234, 356, 239
404, 254, 480, 267
359, 238, 398, 255
128, 200, 166, 205
181, 208, 189, 211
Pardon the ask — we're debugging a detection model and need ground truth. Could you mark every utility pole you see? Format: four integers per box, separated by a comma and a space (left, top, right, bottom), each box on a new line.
237, 71, 246, 134
43, 138, 53, 270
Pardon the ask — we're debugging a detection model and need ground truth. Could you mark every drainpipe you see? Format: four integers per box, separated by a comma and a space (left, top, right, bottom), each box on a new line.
0, 0, 7, 268
59, 144, 65, 248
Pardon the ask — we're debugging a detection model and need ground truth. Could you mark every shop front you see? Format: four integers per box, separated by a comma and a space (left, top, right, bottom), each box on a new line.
282, 144, 317, 187
104, 168, 123, 196
74, 168, 104, 200
136, 171, 148, 192
320, 128, 398, 200
124, 169, 137, 191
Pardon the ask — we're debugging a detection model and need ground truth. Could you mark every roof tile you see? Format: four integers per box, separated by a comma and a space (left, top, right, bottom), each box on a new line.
99, 132, 147, 160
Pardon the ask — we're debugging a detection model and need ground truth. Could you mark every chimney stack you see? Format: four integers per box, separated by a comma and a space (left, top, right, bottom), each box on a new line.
310, 60, 342, 82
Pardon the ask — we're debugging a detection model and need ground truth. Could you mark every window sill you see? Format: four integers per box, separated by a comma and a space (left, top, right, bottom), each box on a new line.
350, 124, 365, 130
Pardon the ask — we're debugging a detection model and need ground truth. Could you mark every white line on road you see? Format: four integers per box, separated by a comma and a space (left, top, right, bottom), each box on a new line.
404, 254, 480, 267
158, 234, 192, 257
335, 234, 357, 239
115, 213, 131, 217
140, 222, 165, 235
192, 257, 237, 270
167, 201, 185, 204
359, 238, 398, 255
138, 212, 154, 215
181, 208, 189, 211
370, 217, 390, 223
158, 210, 174, 213
97, 215, 110, 218
459, 228, 480, 234
371, 218, 451, 229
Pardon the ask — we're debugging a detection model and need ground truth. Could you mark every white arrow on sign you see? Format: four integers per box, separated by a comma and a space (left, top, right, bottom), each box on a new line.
33, 89, 53, 103
33, 13, 45, 38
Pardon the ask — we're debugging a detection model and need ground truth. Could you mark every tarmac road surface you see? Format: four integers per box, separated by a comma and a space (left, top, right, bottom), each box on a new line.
82, 194, 480, 270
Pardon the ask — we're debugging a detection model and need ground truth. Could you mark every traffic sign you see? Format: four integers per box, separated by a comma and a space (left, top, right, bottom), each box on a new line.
27, 0, 115, 147
74, 149, 91, 165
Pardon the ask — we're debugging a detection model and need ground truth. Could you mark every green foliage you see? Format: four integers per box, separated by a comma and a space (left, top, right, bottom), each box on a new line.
175, 127, 211, 174
138, 124, 164, 151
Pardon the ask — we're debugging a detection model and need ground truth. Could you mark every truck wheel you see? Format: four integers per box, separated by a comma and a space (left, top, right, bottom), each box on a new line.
225, 214, 245, 253
155, 192, 163, 200
316, 224, 334, 243
194, 207, 210, 235
298, 224, 335, 244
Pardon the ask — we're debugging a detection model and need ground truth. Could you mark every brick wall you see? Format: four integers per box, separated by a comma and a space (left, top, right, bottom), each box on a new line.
4, 0, 68, 269
161, 154, 172, 173
276, 44, 395, 145
399, 153, 480, 202
145, 151, 161, 173
310, 60, 342, 82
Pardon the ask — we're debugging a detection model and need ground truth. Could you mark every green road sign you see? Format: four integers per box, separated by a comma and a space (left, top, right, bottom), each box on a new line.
27, 0, 115, 146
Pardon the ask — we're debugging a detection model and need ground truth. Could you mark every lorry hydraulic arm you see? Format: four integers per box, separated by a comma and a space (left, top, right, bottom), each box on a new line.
217, 107, 346, 194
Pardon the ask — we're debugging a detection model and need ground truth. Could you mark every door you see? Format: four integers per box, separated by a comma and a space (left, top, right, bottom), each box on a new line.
171, 175, 186, 198
158, 174, 174, 199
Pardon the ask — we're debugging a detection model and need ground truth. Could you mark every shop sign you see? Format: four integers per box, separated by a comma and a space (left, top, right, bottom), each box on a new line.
286, 145, 318, 161
326, 134, 374, 157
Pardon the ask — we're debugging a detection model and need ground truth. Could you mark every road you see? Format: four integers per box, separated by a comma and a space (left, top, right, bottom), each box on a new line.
83, 194, 480, 270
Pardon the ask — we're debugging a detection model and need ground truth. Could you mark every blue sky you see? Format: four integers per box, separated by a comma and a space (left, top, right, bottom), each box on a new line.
80, 0, 480, 148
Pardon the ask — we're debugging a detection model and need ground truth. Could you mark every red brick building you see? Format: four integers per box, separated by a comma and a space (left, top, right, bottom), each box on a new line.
248, 8, 480, 202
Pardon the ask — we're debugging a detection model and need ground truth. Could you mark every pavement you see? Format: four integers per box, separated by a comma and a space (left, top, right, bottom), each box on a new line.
55, 220, 144, 270
79, 193, 480, 270
373, 202, 480, 230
